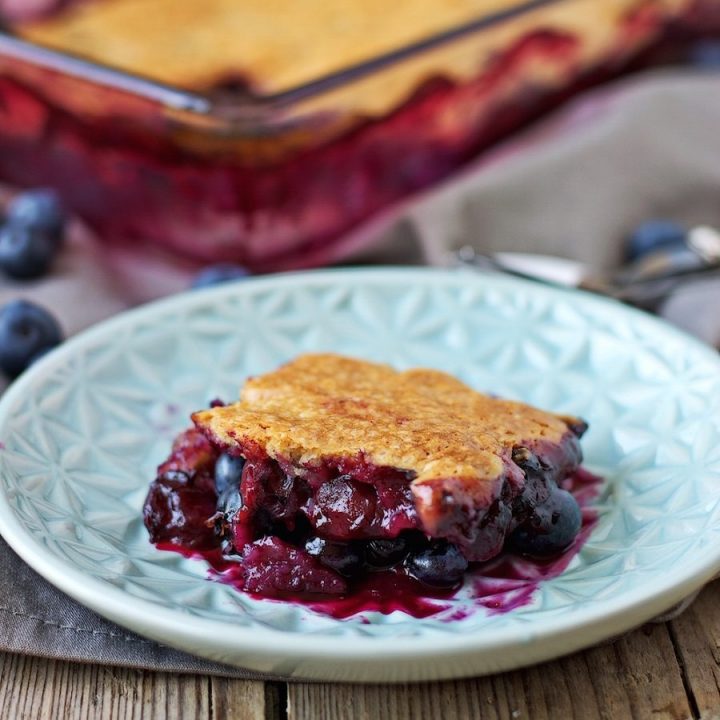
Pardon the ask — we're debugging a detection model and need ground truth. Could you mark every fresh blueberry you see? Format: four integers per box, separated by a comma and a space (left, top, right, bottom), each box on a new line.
509, 488, 581, 557
305, 537, 364, 577
0, 224, 59, 280
625, 220, 686, 262
0, 300, 63, 377
689, 41, 720, 69
365, 536, 409, 569
214, 453, 245, 494
7, 189, 66, 246
191, 264, 250, 289
405, 540, 468, 588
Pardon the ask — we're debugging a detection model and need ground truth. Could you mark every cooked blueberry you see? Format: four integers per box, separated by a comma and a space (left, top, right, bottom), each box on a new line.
191, 264, 250, 289
509, 488, 581, 557
0, 300, 63, 377
217, 483, 243, 519
214, 483, 244, 544
405, 541, 468, 588
365, 536, 409, 569
625, 220, 686, 262
214, 453, 245, 494
0, 224, 59, 279
7, 189, 66, 246
305, 537, 364, 577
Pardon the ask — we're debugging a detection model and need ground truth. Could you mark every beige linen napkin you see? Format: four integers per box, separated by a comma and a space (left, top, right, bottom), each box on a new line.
0, 69, 717, 675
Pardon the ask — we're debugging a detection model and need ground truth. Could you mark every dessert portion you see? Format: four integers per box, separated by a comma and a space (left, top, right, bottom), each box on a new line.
143, 354, 592, 608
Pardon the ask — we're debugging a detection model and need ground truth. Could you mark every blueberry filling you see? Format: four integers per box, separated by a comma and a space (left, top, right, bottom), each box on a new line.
143, 469, 218, 550
143, 426, 588, 601
365, 536, 411, 569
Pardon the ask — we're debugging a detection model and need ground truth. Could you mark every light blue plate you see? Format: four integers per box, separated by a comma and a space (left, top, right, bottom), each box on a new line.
0, 268, 718, 682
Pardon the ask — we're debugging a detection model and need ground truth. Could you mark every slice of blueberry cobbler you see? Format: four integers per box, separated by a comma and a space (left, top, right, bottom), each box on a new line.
143, 354, 589, 602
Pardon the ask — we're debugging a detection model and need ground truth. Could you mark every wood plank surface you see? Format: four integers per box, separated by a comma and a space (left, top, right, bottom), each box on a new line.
287, 622, 693, 720
0, 655, 269, 720
4, 582, 720, 720
210, 677, 279, 720
669, 581, 720, 719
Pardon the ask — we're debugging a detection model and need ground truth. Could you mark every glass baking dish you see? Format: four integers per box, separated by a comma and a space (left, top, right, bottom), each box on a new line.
0, 0, 713, 270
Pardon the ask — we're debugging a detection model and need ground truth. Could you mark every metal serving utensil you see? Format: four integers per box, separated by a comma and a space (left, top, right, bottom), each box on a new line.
451, 226, 720, 313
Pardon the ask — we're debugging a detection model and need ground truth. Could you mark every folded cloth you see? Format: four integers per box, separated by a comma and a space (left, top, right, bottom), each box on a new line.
0, 69, 718, 676
345, 70, 720, 272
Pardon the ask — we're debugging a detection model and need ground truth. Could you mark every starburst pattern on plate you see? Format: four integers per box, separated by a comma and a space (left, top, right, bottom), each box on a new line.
0, 269, 719, 642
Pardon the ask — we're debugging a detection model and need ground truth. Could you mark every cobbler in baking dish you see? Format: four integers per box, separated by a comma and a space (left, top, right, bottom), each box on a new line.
143, 355, 599, 616
3, 0, 707, 271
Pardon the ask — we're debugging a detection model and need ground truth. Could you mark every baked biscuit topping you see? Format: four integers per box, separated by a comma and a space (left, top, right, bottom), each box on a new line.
192, 354, 583, 542
16, 0, 689, 116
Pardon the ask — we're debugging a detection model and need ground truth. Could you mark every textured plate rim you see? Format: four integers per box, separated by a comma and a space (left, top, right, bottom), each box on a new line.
0, 267, 719, 668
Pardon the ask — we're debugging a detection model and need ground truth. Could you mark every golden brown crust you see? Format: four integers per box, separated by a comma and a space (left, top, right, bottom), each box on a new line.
192, 354, 582, 526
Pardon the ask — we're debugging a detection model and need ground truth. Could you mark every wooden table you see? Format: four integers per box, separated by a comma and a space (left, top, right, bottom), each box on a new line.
2, 579, 718, 719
